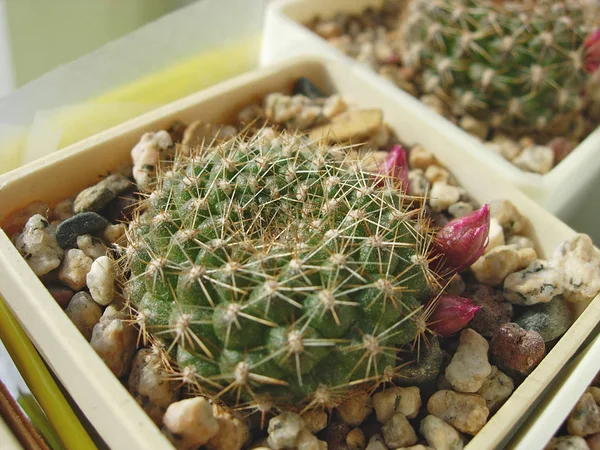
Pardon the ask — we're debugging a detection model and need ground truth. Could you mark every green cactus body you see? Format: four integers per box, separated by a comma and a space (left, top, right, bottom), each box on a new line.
123, 132, 438, 411
400, 0, 595, 137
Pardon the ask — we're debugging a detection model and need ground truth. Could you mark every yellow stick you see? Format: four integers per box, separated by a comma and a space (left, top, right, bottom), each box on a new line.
0, 297, 96, 450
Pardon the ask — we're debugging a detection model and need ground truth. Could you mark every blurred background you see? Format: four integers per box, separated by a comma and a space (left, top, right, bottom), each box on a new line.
0, 0, 270, 173
0, 0, 199, 97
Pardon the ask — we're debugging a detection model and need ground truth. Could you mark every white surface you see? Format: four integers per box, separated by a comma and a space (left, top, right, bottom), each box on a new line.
0, 0, 15, 98
511, 329, 600, 449
0, 414, 22, 450
0, 57, 599, 450
0, 0, 267, 127
261, 0, 600, 243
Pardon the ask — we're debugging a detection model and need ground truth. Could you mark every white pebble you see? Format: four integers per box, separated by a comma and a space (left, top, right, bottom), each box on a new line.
337, 390, 373, 426
513, 145, 554, 174
58, 249, 93, 291
102, 223, 126, 244
448, 202, 474, 219
409, 145, 436, 170
429, 182, 461, 212
131, 131, 173, 191
366, 434, 387, 450
424, 165, 450, 184
373, 386, 422, 423
206, 405, 249, 450
420, 415, 463, 450
485, 218, 505, 253
568, 393, 600, 437
268, 412, 305, 449
14, 214, 63, 276
506, 235, 535, 250
489, 199, 526, 234
163, 397, 219, 450
503, 259, 565, 305
90, 306, 137, 377
396, 446, 434, 450
53, 198, 74, 222
476, 366, 514, 413
382, 412, 418, 448
446, 329, 492, 393
323, 95, 347, 119
296, 430, 327, 450
128, 349, 180, 425
546, 436, 590, 450
550, 234, 600, 303
471, 244, 537, 286
64, 292, 102, 341
86, 256, 116, 306
77, 234, 106, 259
409, 169, 429, 197
485, 134, 521, 161
427, 390, 489, 435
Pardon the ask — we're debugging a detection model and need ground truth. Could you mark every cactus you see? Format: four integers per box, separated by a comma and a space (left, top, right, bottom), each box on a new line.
121, 129, 477, 413
399, 0, 599, 138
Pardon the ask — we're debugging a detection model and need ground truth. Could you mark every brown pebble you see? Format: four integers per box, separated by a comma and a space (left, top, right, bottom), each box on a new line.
361, 421, 382, 443
309, 109, 383, 144
346, 428, 365, 450
46, 283, 74, 308
167, 120, 187, 143
107, 189, 138, 222
547, 137, 576, 165
464, 284, 513, 338
323, 418, 352, 449
2, 201, 50, 236
490, 323, 545, 376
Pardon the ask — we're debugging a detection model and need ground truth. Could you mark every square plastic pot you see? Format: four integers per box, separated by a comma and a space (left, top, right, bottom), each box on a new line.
0, 58, 599, 449
261, 0, 600, 242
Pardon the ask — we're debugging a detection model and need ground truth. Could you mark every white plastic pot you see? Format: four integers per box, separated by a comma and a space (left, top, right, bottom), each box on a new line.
261, 0, 600, 243
509, 325, 600, 449
0, 58, 599, 449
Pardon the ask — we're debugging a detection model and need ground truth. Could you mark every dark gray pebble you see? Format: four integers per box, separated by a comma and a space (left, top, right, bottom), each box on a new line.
396, 336, 444, 387
515, 296, 573, 342
292, 77, 325, 99
73, 174, 132, 213
56, 212, 108, 248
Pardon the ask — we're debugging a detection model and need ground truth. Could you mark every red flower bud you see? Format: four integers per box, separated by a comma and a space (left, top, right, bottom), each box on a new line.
427, 295, 481, 337
584, 30, 600, 75
433, 204, 490, 275
376, 145, 409, 191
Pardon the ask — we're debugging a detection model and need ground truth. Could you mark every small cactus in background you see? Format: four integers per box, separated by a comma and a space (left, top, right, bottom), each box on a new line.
400, 0, 600, 138
121, 129, 484, 413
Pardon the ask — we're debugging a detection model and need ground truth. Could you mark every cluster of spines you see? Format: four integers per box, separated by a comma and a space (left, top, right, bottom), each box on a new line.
400, 0, 595, 136
120, 129, 439, 413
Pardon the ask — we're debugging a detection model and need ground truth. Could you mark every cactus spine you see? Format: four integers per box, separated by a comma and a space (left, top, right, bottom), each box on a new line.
122, 130, 440, 412
400, 0, 598, 137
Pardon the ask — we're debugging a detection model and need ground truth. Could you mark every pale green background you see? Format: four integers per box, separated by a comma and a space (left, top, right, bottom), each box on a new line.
5, 0, 197, 87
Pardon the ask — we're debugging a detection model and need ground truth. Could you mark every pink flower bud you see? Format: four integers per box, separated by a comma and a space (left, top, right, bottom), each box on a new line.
376, 145, 409, 190
433, 204, 490, 275
584, 30, 600, 75
427, 295, 481, 337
